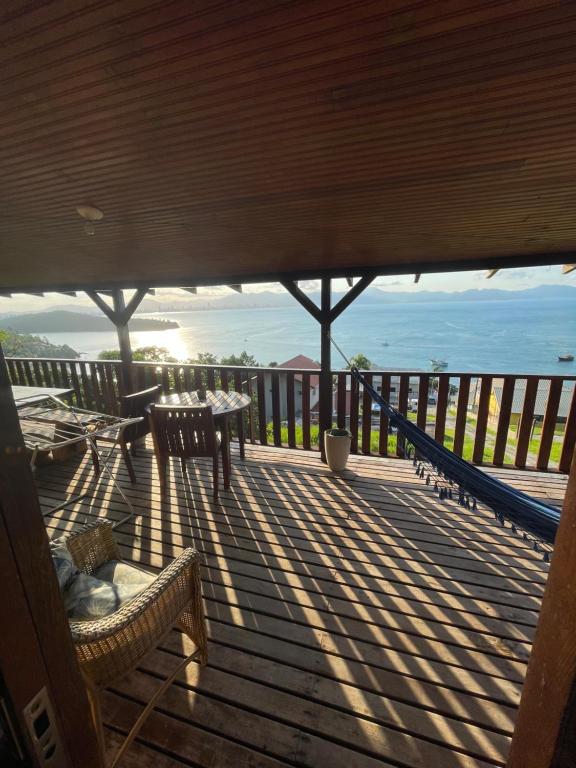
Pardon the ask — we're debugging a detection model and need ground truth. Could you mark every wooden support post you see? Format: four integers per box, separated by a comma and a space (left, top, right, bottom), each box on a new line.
0, 345, 102, 767
86, 288, 148, 394
507, 454, 576, 768
281, 276, 376, 461
112, 289, 133, 393
319, 277, 332, 462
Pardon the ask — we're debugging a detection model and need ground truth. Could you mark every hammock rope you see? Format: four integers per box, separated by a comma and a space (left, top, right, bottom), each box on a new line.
330, 336, 560, 548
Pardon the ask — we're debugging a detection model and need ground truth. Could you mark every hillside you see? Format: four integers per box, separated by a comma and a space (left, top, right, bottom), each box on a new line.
0, 330, 78, 359
2, 310, 179, 333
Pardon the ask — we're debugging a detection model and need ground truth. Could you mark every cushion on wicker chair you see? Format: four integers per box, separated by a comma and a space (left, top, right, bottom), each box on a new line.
51, 541, 154, 621
95, 560, 155, 587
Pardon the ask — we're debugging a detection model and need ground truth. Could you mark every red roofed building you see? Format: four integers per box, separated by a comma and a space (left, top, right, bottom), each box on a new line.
262, 355, 321, 421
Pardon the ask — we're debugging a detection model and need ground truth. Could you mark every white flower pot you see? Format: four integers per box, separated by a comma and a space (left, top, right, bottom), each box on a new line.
324, 431, 352, 471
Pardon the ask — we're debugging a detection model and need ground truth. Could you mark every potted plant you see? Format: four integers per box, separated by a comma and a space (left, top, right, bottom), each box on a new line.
324, 427, 352, 471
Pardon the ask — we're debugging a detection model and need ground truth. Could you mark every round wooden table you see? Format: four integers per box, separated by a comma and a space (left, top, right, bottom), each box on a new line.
160, 390, 251, 479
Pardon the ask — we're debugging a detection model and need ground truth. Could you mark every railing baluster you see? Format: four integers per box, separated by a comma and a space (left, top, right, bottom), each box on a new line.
493, 376, 515, 466
361, 372, 373, 455
40, 360, 53, 387
537, 378, 564, 470
473, 376, 492, 464
349, 373, 359, 453
256, 372, 268, 446
79, 361, 96, 410
32, 359, 43, 388
13, 359, 26, 385
417, 375, 429, 431
396, 374, 409, 457
50, 360, 62, 387
559, 385, 576, 473
159, 365, 170, 394
24, 359, 34, 385
4, 358, 16, 384
183, 364, 192, 392
220, 368, 229, 393
336, 373, 347, 429
246, 372, 256, 444
286, 372, 296, 448
434, 374, 449, 446
515, 377, 539, 468
92, 363, 106, 412
379, 374, 391, 456
271, 371, 281, 446
301, 372, 311, 450
453, 375, 471, 457
68, 361, 83, 407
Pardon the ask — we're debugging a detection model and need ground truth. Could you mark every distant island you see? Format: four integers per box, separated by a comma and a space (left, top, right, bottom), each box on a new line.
2, 310, 180, 333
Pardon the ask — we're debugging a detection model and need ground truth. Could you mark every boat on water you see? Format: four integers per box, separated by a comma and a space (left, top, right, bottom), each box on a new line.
558, 354, 574, 362
430, 358, 448, 370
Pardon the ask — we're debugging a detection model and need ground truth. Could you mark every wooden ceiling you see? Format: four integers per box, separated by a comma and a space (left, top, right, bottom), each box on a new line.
1, 0, 576, 291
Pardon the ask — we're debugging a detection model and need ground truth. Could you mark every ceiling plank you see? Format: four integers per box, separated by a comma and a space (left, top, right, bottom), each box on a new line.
0, 3, 575, 290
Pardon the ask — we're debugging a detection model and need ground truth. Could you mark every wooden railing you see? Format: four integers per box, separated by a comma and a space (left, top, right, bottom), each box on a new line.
6, 357, 576, 473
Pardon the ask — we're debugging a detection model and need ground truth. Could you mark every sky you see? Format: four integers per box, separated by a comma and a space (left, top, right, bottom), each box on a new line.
0, 265, 574, 314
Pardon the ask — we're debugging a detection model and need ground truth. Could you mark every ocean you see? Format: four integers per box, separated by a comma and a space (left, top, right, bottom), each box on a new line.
41, 297, 576, 375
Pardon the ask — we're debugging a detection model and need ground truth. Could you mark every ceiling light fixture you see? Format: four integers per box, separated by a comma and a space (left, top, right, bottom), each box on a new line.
76, 205, 104, 237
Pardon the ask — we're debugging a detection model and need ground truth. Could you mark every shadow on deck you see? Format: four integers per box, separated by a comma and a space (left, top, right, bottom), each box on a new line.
36, 441, 567, 768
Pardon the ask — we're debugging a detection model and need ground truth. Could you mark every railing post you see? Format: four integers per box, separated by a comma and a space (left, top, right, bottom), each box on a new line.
319, 277, 332, 462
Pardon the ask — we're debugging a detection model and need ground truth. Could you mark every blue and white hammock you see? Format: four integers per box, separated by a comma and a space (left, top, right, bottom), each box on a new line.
343, 361, 561, 547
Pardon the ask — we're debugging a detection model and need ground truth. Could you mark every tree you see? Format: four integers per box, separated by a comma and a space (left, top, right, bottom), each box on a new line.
348, 353, 372, 370
191, 352, 219, 365
220, 351, 259, 367
0, 328, 78, 358
268, 361, 278, 367
98, 346, 177, 362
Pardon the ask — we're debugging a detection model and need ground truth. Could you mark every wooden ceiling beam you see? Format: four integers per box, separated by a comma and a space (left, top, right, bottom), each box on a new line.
120, 288, 148, 325
280, 280, 321, 323
85, 290, 116, 323
330, 274, 377, 322
414, 274, 421, 284
562, 264, 576, 274
228, 284, 242, 293
0, 250, 569, 296
486, 269, 500, 279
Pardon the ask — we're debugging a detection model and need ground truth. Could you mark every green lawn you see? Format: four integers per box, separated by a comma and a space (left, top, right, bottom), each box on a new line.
268, 406, 564, 466
271, 420, 482, 460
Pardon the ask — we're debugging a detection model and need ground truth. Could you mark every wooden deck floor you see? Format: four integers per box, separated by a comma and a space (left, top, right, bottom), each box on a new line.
37, 442, 567, 768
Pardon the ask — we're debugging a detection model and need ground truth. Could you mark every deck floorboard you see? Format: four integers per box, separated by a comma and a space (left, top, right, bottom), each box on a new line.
36, 443, 567, 768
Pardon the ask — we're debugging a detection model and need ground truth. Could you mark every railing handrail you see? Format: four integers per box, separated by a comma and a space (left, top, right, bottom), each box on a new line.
333, 369, 576, 380
5, 357, 576, 381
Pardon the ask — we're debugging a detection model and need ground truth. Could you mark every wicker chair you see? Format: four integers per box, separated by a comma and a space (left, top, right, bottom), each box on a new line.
148, 403, 227, 500
65, 519, 208, 767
